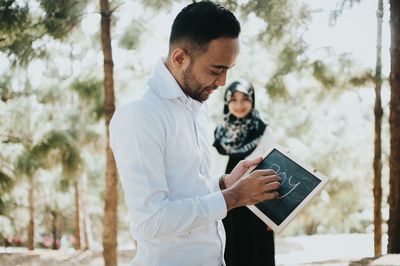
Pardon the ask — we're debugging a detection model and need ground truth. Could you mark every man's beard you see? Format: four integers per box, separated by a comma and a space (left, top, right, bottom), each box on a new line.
182, 64, 217, 102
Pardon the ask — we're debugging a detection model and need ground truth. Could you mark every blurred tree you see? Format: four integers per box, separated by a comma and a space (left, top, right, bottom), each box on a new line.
50, 208, 60, 250
15, 130, 81, 250
0, 0, 88, 65
0, 0, 109, 252
0, 121, 14, 216
329, 0, 362, 24
33, 130, 84, 248
42, 204, 62, 250
0, 0, 43, 65
14, 146, 39, 250
70, 77, 104, 249
329, 0, 386, 255
39, 0, 88, 40
388, 0, 400, 254
0, 167, 13, 215
373, 0, 384, 257
99, 0, 118, 265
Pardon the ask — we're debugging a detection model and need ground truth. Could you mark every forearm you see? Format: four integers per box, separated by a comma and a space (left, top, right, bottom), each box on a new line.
219, 174, 240, 210
132, 192, 226, 239
218, 170, 281, 211
219, 173, 236, 189
221, 189, 240, 211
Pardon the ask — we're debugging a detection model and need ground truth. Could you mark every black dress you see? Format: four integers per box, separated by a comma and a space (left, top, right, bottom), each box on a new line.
223, 156, 275, 266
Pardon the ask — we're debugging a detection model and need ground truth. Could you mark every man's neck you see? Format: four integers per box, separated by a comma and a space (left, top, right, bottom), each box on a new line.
164, 58, 189, 98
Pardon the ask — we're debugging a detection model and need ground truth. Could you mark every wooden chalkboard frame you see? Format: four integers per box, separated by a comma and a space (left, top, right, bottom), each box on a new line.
244, 144, 329, 233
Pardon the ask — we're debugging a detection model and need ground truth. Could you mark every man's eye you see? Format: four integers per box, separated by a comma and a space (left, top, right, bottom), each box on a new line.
210, 70, 223, 75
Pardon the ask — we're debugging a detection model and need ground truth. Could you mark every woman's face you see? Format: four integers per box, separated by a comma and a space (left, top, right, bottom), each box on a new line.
228, 91, 252, 118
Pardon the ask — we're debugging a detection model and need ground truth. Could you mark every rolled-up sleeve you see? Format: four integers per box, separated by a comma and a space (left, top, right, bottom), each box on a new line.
110, 102, 227, 240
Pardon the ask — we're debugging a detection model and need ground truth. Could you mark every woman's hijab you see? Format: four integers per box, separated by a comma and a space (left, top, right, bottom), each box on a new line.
213, 80, 267, 158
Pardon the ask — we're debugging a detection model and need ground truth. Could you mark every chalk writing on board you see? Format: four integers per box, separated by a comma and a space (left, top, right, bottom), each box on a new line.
248, 147, 328, 232
269, 163, 301, 199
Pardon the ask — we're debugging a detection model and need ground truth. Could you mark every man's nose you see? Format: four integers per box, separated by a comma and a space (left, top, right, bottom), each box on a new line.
215, 71, 227, 87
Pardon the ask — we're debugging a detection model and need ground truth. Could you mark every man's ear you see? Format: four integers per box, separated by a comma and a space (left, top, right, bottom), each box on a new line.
170, 48, 190, 71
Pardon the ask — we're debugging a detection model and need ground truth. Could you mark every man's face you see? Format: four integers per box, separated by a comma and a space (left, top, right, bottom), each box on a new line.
182, 37, 240, 102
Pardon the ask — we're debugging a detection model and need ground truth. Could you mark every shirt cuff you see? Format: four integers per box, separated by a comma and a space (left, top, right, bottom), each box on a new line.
210, 175, 221, 192
205, 190, 227, 222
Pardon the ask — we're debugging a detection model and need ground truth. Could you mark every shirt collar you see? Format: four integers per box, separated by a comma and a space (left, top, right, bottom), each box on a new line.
149, 58, 187, 100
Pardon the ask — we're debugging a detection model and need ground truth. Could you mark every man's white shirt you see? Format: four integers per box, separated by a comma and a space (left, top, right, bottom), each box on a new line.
110, 59, 228, 266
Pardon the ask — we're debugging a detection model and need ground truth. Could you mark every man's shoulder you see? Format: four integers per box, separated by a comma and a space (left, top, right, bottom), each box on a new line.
114, 98, 159, 119
117, 85, 160, 109
110, 99, 163, 138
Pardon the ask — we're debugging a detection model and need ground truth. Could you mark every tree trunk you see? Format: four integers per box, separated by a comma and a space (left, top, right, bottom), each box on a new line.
77, 103, 92, 250
28, 176, 34, 250
51, 210, 59, 250
74, 179, 82, 249
388, 0, 400, 254
373, 0, 383, 257
100, 0, 118, 265
82, 172, 93, 249
305, 219, 317, 235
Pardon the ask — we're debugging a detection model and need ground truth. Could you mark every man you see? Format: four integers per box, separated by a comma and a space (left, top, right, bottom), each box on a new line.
110, 1, 280, 265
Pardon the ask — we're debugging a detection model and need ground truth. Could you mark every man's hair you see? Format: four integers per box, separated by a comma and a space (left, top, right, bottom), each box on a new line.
169, 1, 241, 57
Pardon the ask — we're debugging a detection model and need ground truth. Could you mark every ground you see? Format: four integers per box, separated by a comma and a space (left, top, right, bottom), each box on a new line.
1, 234, 399, 266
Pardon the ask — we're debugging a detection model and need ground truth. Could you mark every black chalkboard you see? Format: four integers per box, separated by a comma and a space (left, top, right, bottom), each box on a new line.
247, 147, 328, 233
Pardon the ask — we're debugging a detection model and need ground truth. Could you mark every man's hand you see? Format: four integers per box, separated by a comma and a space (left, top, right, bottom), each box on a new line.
222, 168, 280, 211
223, 157, 263, 188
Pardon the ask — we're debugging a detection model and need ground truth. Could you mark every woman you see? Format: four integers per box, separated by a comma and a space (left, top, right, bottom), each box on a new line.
213, 80, 276, 266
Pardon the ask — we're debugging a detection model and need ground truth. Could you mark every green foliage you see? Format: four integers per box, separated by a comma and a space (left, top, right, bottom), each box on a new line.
71, 78, 104, 120
0, 0, 29, 33
59, 177, 72, 192
12, 129, 82, 192
335, 55, 373, 87
37, 85, 65, 105
219, 0, 239, 11
310, 55, 373, 95
312, 60, 337, 90
240, 0, 310, 45
33, 130, 82, 176
0, 1, 46, 65
2, 33, 47, 66
265, 75, 288, 98
0, 170, 13, 214
0, 74, 12, 102
140, 0, 174, 11
235, 0, 370, 104
275, 41, 307, 76
39, 0, 89, 40
118, 21, 145, 50
330, 0, 362, 24
242, 0, 291, 42
0, 171, 13, 192
267, 40, 308, 97
71, 79, 103, 102
0, 0, 90, 65
15, 147, 40, 177
348, 71, 374, 87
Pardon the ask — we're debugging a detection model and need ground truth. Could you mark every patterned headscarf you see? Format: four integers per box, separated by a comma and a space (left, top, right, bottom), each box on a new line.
213, 80, 267, 158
